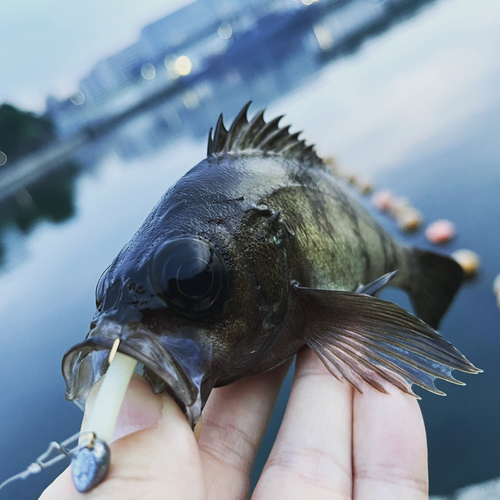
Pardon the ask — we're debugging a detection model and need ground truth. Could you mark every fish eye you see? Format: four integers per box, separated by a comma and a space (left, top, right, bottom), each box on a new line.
152, 238, 228, 316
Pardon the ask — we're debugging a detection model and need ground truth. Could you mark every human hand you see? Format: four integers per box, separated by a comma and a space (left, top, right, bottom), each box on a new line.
40, 347, 428, 499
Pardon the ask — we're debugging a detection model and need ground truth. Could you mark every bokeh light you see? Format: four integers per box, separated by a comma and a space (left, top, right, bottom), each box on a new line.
313, 23, 334, 51
141, 63, 156, 80
182, 89, 200, 110
0, 151, 7, 166
164, 55, 180, 79
175, 56, 192, 76
218, 22, 232, 39
70, 90, 85, 105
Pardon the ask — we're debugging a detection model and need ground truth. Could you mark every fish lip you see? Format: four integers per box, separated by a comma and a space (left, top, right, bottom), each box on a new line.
62, 323, 210, 427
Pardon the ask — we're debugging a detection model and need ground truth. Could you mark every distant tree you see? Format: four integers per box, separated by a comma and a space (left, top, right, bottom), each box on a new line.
0, 103, 55, 164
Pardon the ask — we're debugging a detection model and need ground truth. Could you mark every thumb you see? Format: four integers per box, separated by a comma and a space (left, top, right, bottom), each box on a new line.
40, 376, 205, 500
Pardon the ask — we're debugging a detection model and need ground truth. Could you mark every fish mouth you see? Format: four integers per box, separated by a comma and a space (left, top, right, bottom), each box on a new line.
62, 321, 211, 427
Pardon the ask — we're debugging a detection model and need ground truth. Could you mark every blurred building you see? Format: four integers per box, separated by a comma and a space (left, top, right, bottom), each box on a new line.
140, 1, 219, 61
45, 0, 300, 137
45, 0, 423, 139
79, 43, 144, 102
77, 0, 281, 104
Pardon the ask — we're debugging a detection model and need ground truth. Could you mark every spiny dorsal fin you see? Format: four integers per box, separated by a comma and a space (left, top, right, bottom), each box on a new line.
207, 102, 324, 167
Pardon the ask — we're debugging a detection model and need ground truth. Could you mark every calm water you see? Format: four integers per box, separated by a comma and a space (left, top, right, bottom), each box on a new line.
1, 0, 500, 497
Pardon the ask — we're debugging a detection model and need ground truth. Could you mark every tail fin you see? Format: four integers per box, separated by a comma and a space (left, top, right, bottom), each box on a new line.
408, 249, 463, 329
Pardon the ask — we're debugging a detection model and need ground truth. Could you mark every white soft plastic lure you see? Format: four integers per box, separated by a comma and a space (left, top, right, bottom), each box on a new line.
0, 342, 137, 493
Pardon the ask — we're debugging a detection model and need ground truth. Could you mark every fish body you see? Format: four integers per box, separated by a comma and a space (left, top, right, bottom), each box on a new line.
63, 103, 479, 425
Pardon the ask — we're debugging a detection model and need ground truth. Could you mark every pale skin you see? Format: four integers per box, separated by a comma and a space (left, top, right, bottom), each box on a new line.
40, 347, 428, 500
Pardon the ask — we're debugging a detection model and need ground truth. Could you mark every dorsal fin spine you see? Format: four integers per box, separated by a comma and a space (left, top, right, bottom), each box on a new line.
260, 125, 291, 152
207, 103, 323, 167
226, 101, 251, 152
251, 115, 283, 148
207, 128, 214, 156
240, 108, 266, 150
213, 114, 228, 153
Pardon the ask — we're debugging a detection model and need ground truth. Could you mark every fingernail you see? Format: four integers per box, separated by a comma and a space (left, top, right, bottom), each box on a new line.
110, 376, 162, 442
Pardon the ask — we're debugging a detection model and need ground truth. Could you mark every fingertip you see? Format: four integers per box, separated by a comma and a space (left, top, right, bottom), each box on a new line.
353, 385, 428, 498
355, 383, 427, 448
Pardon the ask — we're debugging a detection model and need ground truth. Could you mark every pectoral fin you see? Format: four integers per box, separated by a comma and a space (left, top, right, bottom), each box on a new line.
294, 284, 481, 397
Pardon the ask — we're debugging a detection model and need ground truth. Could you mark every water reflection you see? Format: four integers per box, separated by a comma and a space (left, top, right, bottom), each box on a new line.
0, 161, 80, 268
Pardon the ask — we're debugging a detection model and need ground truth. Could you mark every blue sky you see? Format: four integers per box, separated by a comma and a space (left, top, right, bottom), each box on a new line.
0, 0, 192, 112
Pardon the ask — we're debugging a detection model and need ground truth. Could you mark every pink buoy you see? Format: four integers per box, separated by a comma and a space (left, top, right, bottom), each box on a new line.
372, 189, 394, 212
425, 219, 456, 244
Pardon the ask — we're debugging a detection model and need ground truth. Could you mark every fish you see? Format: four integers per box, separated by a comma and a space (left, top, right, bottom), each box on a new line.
62, 102, 480, 427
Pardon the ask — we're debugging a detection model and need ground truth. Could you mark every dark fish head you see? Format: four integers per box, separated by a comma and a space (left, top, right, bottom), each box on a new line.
62, 161, 292, 426
63, 102, 322, 426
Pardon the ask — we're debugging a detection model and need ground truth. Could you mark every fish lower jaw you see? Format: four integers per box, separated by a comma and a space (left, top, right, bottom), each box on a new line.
63, 335, 205, 427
